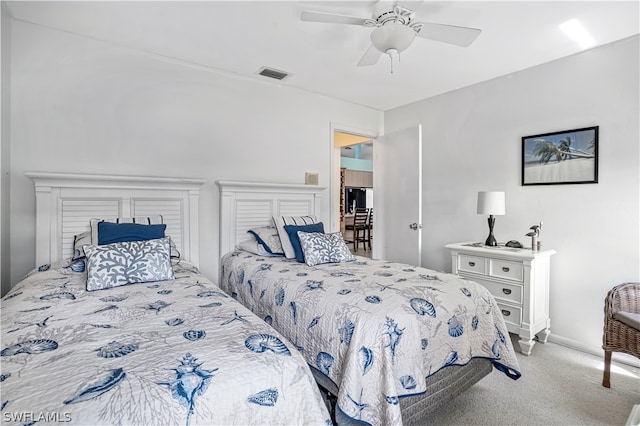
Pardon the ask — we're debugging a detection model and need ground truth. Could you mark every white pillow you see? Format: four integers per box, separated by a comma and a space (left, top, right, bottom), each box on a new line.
273, 215, 317, 259
72, 231, 92, 260
298, 231, 356, 266
236, 239, 280, 257
247, 226, 284, 255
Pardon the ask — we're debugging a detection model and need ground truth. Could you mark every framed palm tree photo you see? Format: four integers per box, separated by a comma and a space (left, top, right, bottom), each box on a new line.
522, 126, 598, 186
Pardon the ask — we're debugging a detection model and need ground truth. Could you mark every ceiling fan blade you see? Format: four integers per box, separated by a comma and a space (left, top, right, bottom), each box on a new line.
357, 44, 383, 67
300, 10, 368, 26
416, 22, 481, 47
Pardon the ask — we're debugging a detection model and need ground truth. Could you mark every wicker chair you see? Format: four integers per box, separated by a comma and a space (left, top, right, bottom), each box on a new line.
602, 282, 640, 388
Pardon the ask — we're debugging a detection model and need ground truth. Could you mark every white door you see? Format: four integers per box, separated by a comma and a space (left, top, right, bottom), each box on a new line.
373, 125, 422, 266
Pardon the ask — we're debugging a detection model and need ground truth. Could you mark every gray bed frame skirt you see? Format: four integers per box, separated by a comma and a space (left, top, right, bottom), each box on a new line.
313, 358, 493, 425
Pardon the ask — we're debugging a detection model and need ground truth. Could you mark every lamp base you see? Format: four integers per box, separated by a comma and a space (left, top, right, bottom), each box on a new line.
485, 233, 498, 246
485, 215, 498, 246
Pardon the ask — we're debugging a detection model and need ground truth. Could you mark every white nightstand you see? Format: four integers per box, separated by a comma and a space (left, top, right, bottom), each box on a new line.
445, 242, 556, 355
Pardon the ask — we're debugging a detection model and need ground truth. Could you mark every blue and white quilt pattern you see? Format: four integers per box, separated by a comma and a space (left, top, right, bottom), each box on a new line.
221, 251, 522, 426
0, 259, 330, 426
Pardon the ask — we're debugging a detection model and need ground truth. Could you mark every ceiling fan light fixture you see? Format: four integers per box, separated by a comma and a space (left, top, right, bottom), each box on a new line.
370, 23, 416, 54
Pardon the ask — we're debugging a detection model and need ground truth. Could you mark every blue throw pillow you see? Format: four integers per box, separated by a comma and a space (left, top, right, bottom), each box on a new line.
283, 222, 324, 262
98, 222, 167, 245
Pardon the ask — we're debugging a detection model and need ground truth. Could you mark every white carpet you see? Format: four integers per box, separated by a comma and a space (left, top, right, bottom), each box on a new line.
423, 336, 640, 425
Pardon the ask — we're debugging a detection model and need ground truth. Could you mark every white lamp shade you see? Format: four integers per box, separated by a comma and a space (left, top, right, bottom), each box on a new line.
477, 191, 505, 215
370, 23, 416, 53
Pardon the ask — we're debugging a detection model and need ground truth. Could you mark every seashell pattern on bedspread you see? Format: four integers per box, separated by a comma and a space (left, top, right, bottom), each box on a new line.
0, 259, 330, 425
220, 251, 522, 426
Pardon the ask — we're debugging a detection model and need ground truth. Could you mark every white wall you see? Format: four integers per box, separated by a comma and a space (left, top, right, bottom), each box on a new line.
8, 14, 640, 358
8, 19, 382, 289
384, 35, 640, 353
1, 4, 11, 297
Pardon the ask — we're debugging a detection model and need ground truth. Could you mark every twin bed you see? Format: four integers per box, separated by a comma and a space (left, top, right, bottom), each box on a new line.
217, 181, 521, 425
0, 173, 330, 426
1, 174, 521, 426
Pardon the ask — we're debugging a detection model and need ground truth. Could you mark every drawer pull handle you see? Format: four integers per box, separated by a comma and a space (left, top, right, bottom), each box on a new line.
501, 309, 511, 317
502, 288, 512, 295
468, 261, 476, 267
502, 267, 510, 272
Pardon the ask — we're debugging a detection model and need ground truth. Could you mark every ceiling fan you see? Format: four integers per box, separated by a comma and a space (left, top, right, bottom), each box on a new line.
300, 1, 481, 72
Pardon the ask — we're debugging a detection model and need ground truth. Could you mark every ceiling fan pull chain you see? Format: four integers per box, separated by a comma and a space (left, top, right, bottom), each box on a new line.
387, 49, 400, 74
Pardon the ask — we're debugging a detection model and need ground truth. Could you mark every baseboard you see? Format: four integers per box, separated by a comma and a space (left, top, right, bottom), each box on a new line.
548, 333, 640, 368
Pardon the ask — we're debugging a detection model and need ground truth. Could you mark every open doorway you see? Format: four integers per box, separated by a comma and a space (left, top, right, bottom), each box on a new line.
333, 130, 375, 258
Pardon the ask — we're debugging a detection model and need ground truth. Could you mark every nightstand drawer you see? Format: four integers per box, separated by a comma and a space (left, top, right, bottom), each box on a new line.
474, 278, 523, 305
497, 302, 522, 328
489, 259, 523, 282
458, 254, 486, 275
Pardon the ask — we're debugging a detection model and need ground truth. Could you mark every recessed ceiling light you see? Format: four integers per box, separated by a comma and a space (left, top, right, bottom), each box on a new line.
560, 19, 596, 49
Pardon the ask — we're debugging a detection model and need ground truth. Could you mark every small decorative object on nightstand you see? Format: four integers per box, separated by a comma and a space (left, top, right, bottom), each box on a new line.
525, 222, 543, 251
445, 242, 556, 355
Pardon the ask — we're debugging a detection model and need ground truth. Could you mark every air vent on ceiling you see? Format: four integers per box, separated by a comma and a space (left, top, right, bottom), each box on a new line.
257, 67, 290, 81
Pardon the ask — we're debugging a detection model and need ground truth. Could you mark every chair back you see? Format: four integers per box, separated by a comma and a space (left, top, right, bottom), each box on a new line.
602, 282, 640, 387
354, 208, 368, 228
367, 208, 373, 229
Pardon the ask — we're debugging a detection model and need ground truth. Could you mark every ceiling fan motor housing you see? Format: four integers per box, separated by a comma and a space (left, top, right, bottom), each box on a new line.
372, 3, 414, 25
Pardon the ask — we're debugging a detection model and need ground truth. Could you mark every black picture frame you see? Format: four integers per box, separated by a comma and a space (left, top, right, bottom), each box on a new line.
522, 126, 598, 186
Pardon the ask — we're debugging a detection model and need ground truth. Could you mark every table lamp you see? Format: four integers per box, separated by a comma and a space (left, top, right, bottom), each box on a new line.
477, 191, 505, 246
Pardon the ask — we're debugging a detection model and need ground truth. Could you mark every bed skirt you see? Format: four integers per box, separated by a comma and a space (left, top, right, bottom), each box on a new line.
315, 358, 493, 425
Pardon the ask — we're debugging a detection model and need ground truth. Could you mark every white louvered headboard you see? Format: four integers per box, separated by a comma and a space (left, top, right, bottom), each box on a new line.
216, 181, 326, 257
26, 172, 205, 267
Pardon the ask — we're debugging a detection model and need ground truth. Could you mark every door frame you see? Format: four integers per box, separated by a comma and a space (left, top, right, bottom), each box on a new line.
329, 123, 378, 233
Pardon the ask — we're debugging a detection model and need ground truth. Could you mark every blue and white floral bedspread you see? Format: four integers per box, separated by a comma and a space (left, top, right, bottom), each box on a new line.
221, 251, 522, 426
0, 259, 330, 426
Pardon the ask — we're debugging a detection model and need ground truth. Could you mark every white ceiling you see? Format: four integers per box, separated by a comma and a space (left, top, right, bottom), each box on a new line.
6, 1, 639, 111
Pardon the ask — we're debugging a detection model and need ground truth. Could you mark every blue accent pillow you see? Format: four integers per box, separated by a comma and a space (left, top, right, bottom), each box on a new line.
283, 222, 324, 262
97, 222, 166, 245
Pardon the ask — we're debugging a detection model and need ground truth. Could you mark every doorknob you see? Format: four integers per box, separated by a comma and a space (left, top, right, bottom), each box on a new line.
409, 223, 422, 230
